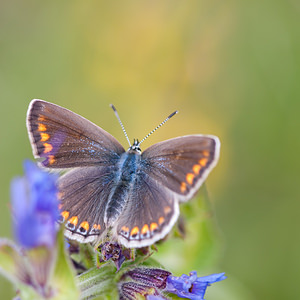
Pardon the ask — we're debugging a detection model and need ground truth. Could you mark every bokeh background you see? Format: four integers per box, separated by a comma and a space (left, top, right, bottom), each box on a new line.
0, 1, 299, 299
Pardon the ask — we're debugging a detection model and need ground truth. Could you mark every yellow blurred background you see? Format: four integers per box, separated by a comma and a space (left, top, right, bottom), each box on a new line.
0, 1, 299, 299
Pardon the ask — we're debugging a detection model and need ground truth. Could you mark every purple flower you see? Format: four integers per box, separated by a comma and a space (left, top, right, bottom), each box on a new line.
125, 268, 171, 289
99, 242, 129, 270
146, 296, 166, 300
119, 268, 171, 299
119, 282, 160, 300
119, 267, 226, 299
11, 160, 59, 249
165, 271, 226, 300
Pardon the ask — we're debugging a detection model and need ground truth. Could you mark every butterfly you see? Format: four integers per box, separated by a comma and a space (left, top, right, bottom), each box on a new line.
26, 99, 220, 248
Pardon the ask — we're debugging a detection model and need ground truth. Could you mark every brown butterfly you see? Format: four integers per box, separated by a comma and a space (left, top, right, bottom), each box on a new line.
26, 99, 220, 248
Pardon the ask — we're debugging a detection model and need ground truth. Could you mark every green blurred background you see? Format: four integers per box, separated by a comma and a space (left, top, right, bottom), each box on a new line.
0, 1, 299, 299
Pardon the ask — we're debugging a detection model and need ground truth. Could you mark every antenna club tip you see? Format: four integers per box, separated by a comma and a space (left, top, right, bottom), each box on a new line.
168, 110, 179, 119
110, 104, 117, 111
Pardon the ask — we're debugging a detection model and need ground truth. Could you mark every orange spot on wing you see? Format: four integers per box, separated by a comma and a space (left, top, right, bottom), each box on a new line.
121, 226, 129, 232
164, 206, 171, 214
48, 155, 55, 165
193, 164, 201, 175
68, 216, 78, 226
141, 224, 149, 235
180, 182, 187, 192
130, 226, 139, 237
43, 143, 53, 153
159, 217, 165, 225
94, 224, 101, 230
38, 116, 45, 122
61, 211, 70, 220
38, 123, 47, 132
40, 133, 50, 142
202, 150, 210, 157
199, 158, 208, 167
80, 221, 89, 231
150, 222, 158, 232
186, 173, 194, 185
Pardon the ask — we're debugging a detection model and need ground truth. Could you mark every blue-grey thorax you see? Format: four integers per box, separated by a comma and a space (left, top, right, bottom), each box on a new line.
104, 151, 141, 226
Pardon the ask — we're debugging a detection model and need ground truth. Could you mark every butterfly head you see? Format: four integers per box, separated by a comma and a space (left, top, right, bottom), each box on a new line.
128, 139, 141, 153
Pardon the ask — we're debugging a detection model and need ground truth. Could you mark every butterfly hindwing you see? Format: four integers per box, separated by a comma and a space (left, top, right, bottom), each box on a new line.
26, 99, 125, 168
142, 135, 220, 201
115, 173, 179, 248
58, 166, 117, 243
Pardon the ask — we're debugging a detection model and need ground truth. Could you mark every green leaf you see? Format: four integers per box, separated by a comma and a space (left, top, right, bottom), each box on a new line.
0, 239, 44, 299
17, 283, 46, 300
77, 265, 117, 300
50, 229, 80, 300
25, 246, 56, 294
0, 239, 24, 284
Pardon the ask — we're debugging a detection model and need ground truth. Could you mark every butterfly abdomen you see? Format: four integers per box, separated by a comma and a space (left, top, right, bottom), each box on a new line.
104, 152, 141, 227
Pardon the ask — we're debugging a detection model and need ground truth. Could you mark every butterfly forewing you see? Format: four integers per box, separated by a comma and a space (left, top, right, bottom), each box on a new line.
142, 135, 220, 201
26, 99, 125, 168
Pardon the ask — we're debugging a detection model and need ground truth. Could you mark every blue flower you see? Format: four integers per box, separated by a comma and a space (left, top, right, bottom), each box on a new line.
165, 271, 226, 300
11, 160, 59, 249
147, 295, 166, 300
120, 268, 226, 299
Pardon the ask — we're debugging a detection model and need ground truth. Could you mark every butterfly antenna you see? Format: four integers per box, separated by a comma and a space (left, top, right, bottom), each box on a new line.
110, 104, 131, 147
138, 110, 178, 146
